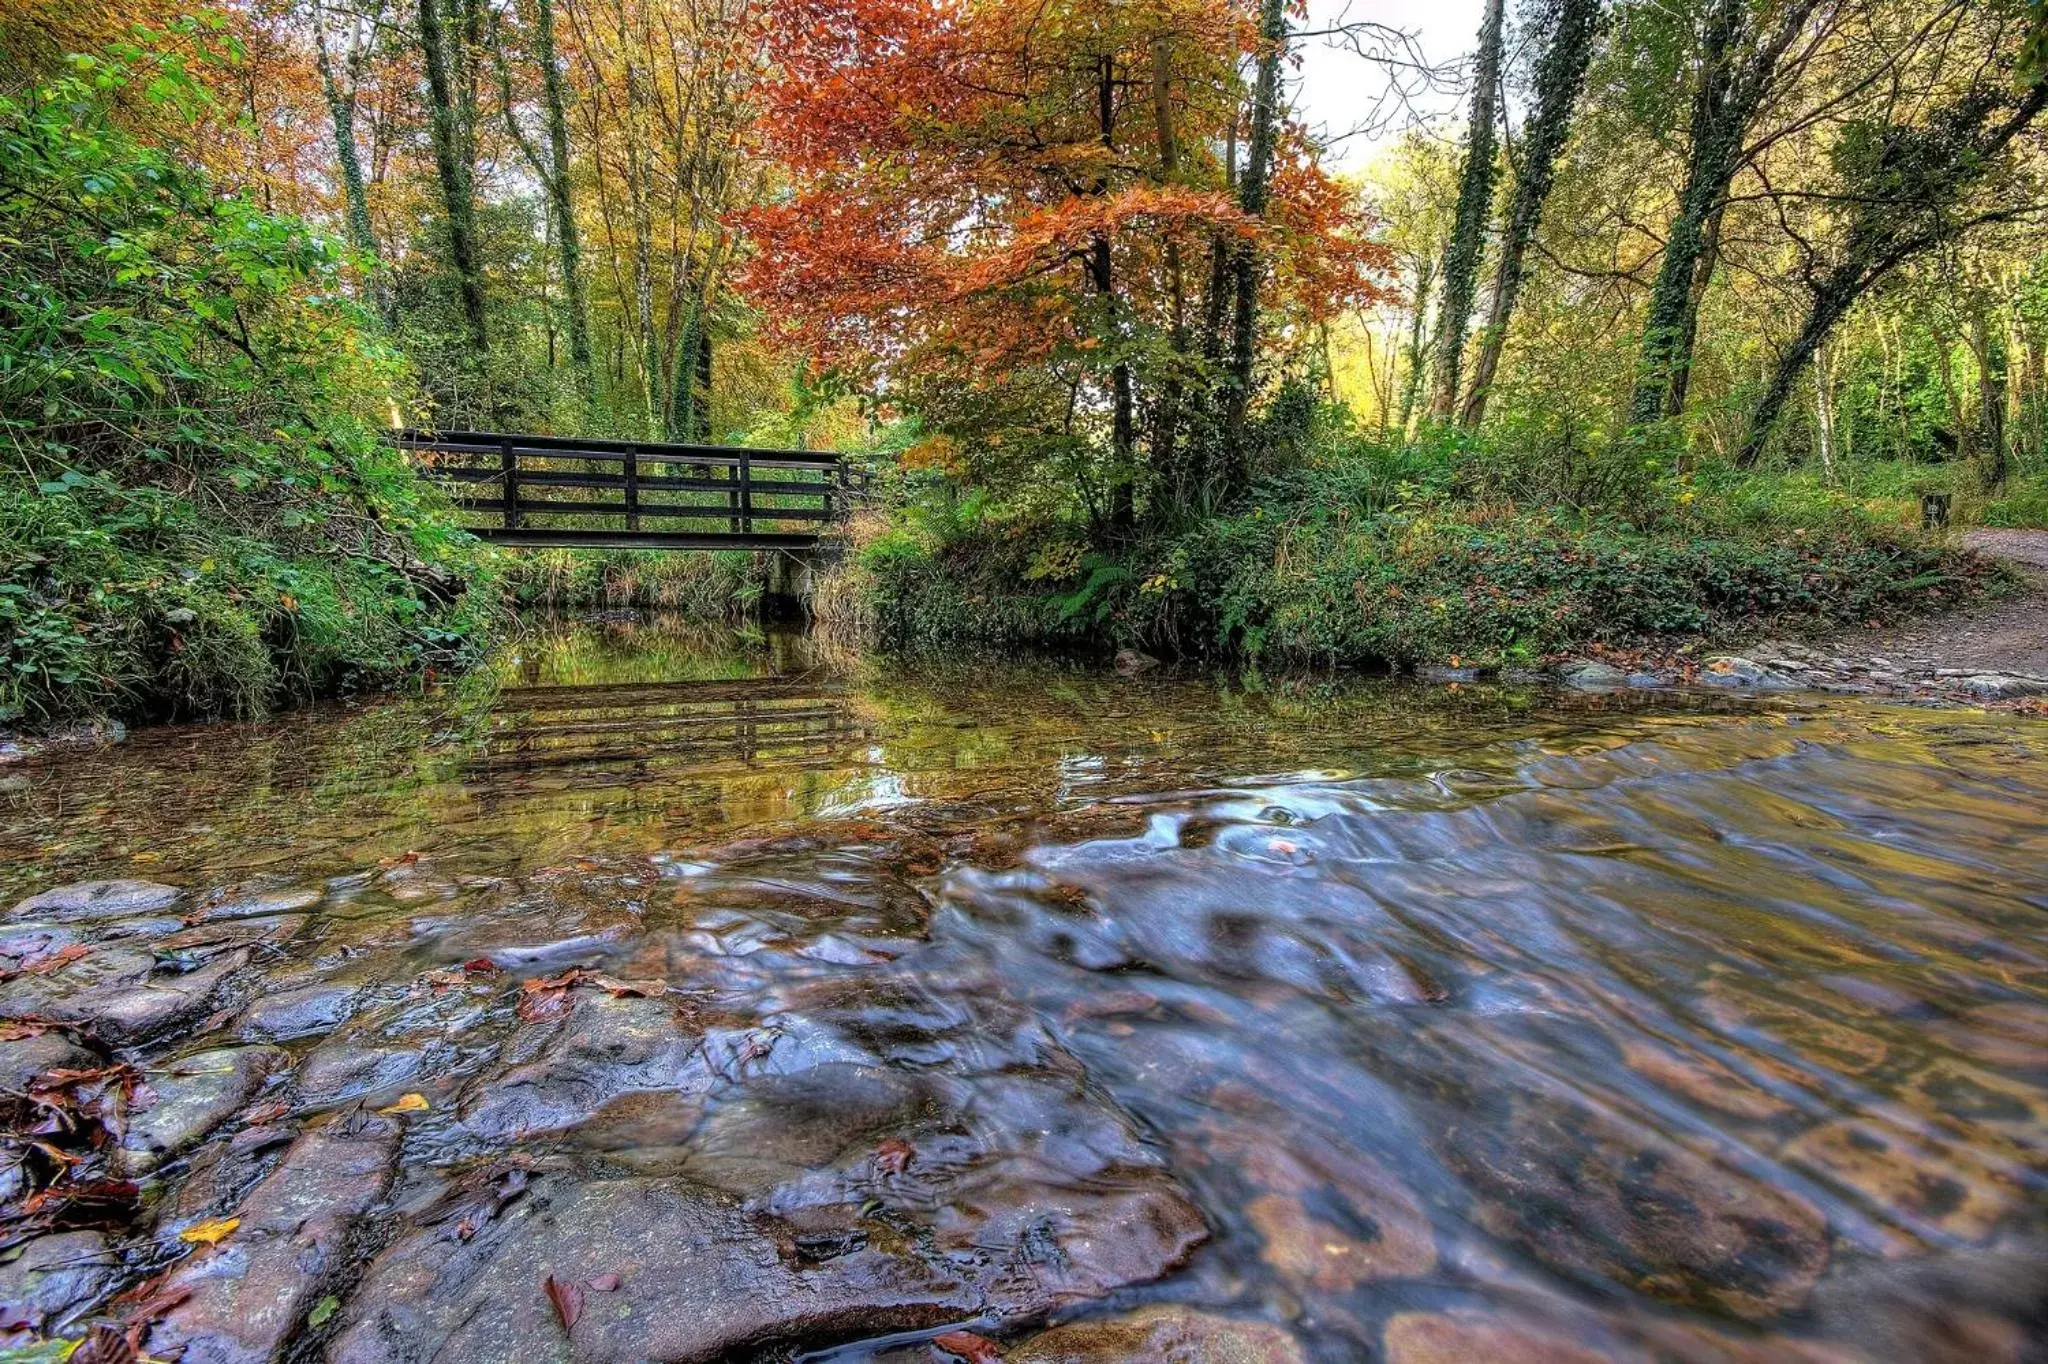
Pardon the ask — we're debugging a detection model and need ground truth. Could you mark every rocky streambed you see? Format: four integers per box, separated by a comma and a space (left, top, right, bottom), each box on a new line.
2, 622, 2045, 1363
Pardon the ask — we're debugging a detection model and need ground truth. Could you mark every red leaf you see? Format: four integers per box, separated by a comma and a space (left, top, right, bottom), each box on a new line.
933, 1330, 1004, 1362
542, 1273, 583, 1330
462, 957, 501, 974
874, 1137, 914, 1176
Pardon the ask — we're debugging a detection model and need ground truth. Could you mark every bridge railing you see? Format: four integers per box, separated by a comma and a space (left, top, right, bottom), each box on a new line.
397, 429, 865, 549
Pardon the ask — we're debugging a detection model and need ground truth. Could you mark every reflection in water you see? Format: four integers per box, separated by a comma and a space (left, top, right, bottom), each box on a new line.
2, 613, 2045, 1361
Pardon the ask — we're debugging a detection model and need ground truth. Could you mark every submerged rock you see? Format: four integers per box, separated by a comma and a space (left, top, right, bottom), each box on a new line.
1008, 1304, 1306, 1363
116, 1045, 287, 1175
460, 991, 711, 1142
147, 1111, 403, 1364
1381, 1311, 1625, 1364
9, 879, 182, 922
235, 982, 359, 1042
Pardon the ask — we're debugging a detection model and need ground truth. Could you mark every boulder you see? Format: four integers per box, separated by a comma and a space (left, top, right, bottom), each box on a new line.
9, 879, 182, 922
0, 947, 248, 1046
0, 1029, 102, 1092
1952, 673, 2048, 701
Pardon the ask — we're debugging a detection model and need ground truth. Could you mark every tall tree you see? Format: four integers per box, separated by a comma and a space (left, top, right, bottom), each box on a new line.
1459, 0, 1602, 427
308, 0, 390, 322
1219, 0, 1289, 488
418, 0, 489, 351
1428, 0, 1506, 419
1737, 77, 2048, 464
1628, 0, 1826, 425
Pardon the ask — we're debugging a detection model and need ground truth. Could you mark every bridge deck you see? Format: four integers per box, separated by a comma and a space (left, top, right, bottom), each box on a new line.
401, 429, 858, 550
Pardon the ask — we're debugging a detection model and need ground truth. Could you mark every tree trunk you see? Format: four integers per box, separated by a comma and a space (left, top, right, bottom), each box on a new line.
1663, 200, 1725, 417
1220, 0, 1287, 493
1974, 306, 2010, 491
418, 0, 488, 351
1151, 36, 1190, 513
535, 0, 592, 390
1459, 0, 1599, 428
1397, 252, 1436, 436
1428, 0, 1505, 421
311, 0, 388, 322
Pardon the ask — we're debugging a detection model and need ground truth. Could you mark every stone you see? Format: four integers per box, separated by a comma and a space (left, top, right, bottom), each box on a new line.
1952, 673, 2048, 700
1115, 648, 1160, 675
1381, 1311, 1629, 1364
116, 1046, 287, 1175
147, 1112, 403, 1364
0, 1029, 102, 1092
460, 991, 712, 1141
0, 947, 248, 1046
0, 1231, 118, 1333
235, 982, 359, 1041
329, 1164, 1205, 1364
293, 1037, 428, 1108
1557, 659, 1628, 690
9, 879, 182, 922
1008, 1305, 1306, 1363
1625, 672, 1670, 688
1452, 1097, 1829, 1318
1699, 656, 1801, 691
189, 887, 324, 923
1418, 666, 1480, 683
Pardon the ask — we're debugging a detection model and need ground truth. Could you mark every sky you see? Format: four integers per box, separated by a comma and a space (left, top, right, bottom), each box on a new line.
1293, 0, 1489, 173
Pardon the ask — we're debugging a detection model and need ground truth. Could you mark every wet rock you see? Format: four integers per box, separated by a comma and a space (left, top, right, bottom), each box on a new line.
1952, 673, 2048, 700
190, 887, 324, 923
1557, 660, 1628, 690
9, 879, 182, 922
1453, 1098, 1829, 1318
461, 991, 712, 1141
236, 982, 359, 1041
0, 946, 248, 1045
1418, 666, 1480, 683
293, 1037, 428, 1108
1699, 656, 1801, 691
147, 1111, 403, 1364
1115, 649, 1160, 675
117, 1046, 287, 1175
1780, 1119, 2017, 1245
1625, 672, 1670, 689
1008, 1304, 1306, 1363
1381, 1311, 1626, 1364
330, 1162, 1204, 1364
0, 1028, 102, 1092
0, 1230, 118, 1332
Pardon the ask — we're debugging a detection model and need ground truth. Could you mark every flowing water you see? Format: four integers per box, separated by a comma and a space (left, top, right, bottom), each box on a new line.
2, 614, 2045, 1362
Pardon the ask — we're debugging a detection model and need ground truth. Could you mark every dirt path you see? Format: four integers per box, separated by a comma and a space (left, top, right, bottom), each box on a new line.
1734, 528, 2048, 703
1786, 529, 2048, 677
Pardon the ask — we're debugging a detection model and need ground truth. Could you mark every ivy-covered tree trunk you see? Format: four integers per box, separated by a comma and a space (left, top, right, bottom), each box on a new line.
1397, 252, 1436, 436
1459, 0, 1600, 428
1427, 0, 1505, 420
535, 0, 592, 391
1220, 0, 1286, 494
418, 0, 488, 351
1630, 0, 1821, 425
1738, 81, 2048, 465
310, 0, 388, 323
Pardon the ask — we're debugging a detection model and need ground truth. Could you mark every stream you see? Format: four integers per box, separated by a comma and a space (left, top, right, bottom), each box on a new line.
2, 613, 2044, 1362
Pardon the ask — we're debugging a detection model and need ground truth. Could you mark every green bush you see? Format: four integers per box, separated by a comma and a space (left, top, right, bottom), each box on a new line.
0, 37, 494, 724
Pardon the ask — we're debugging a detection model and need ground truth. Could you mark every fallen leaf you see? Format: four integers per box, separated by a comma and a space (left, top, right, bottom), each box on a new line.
462, 957, 500, 974
542, 1272, 584, 1330
245, 1099, 291, 1124
67, 1323, 139, 1364
587, 1272, 621, 1292
179, 1216, 241, 1246
933, 1330, 1004, 1362
377, 1093, 430, 1115
308, 1295, 341, 1328
874, 1137, 914, 1176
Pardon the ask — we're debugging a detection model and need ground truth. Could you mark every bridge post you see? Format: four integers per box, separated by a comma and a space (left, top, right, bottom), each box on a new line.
500, 437, 519, 530
739, 451, 753, 535
624, 444, 640, 532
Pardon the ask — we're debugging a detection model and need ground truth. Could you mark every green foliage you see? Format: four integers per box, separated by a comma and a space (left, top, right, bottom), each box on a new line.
0, 41, 494, 725
849, 410, 1994, 668
501, 548, 761, 618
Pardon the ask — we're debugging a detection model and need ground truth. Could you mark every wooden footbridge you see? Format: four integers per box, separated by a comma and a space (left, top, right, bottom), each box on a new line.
399, 429, 861, 551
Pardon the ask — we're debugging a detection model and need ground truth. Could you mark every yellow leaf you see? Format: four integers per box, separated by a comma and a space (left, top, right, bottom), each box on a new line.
180, 1216, 240, 1245
378, 1092, 430, 1115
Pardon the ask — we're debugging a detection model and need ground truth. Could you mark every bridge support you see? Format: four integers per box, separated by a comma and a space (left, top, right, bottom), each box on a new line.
763, 544, 839, 619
